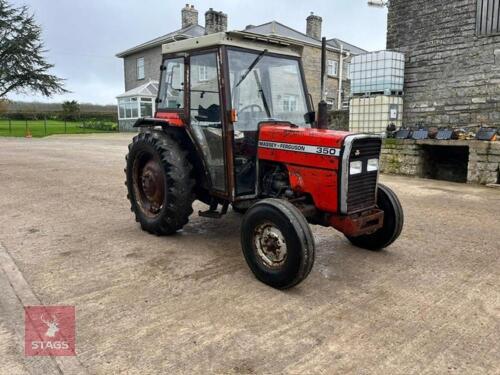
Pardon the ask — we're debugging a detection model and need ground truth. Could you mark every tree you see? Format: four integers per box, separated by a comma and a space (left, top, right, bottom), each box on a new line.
0, 0, 67, 99
62, 100, 80, 121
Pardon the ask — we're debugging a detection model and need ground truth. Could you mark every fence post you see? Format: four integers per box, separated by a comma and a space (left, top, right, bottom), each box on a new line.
8, 119, 11, 135
44, 116, 47, 136
25, 119, 28, 133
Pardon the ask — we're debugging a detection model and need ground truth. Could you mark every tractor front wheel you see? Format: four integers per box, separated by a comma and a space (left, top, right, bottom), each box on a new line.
241, 199, 315, 289
125, 131, 195, 235
345, 184, 404, 251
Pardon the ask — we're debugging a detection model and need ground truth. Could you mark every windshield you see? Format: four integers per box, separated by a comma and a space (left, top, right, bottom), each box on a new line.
228, 49, 310, 131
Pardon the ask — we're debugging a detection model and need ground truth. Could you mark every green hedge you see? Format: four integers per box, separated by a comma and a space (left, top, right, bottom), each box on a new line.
3, 111, 117, 122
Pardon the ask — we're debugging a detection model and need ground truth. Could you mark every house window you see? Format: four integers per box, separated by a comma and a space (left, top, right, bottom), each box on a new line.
118, 97, 139, 119
198, 65, 208, 81
118, 97, 154, 119
282, 95, 298, 112
327, 60, 338, 76
477, 0, 500, 35
137, 57, 145, 80
140, 97, 153, 117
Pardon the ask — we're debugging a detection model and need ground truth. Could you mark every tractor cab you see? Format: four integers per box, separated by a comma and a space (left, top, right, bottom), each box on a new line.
126, 31, 404, 289
154, 31, 313, 199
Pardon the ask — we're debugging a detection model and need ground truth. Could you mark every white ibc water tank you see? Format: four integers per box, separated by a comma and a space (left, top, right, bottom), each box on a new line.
349, 95, 403, 134
350, 51, 405, 95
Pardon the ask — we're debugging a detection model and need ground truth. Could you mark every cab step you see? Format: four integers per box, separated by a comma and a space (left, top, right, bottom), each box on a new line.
198, 202, 229, 219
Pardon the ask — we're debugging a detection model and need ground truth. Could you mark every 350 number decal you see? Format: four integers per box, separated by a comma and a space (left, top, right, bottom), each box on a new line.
316, 147, 338, 156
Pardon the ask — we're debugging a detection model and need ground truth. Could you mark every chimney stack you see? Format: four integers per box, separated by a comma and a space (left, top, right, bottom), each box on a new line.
306, 12, 322, 40
205, 8, 228, 34
182, 4, 198, 28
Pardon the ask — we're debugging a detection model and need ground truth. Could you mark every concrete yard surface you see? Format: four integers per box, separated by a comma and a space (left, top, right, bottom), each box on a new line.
0, 134, 499, 374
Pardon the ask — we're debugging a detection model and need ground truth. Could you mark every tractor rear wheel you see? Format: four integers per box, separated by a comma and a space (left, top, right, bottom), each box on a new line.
240, 199, 315, 289
345, 184, 404, 251
125, 131, 195, 235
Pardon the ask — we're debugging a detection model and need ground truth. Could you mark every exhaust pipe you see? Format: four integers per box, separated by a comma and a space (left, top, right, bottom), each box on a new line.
317, 37, 328, 129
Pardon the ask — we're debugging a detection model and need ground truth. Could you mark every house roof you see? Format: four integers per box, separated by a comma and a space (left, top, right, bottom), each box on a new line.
245, 22, 366, 55
116, 20, 367, 58
245, 21, 322, 46
116, 24, 205, 58
116, 80, 159, 98
327, 38, 367, 55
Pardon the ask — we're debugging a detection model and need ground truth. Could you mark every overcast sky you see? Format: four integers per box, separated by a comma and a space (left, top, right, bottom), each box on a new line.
9, 0, 388, 105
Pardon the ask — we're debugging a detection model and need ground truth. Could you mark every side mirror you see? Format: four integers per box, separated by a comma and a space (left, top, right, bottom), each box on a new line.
304, 111, 316, 124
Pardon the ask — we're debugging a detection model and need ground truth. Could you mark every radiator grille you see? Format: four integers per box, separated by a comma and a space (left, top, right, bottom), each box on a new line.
346, 138, 382, 213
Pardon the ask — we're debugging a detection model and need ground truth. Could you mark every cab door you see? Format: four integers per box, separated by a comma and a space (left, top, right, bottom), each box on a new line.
188, 51, 227, 193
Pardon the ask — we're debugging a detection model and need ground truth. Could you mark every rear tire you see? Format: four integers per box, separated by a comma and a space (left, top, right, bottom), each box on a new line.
346, 183, 404, 251
241, 199, 315, 289
125, 131, 195, 235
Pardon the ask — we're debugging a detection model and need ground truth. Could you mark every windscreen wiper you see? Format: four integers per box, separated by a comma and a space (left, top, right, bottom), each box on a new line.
235, 49, 268, 88
253, 70, 271, 118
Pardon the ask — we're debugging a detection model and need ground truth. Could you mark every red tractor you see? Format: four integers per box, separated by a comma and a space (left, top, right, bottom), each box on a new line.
125, 32, 404, 289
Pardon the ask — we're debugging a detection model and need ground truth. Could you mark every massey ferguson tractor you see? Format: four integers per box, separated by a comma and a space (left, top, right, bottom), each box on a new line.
125, 31, 404, 289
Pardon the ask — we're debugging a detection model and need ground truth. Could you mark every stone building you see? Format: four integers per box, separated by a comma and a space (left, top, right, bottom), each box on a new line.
115, 4, 366, 131
383, 0, 500, 185
387, 0, 500, 128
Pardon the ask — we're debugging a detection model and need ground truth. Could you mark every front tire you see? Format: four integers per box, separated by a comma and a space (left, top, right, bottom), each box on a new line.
346, 183, 404, 251
241, 199, 315, 289
125, 131, 195, 235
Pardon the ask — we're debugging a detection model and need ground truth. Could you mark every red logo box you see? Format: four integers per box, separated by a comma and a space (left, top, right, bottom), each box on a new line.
25, 306, 76, 356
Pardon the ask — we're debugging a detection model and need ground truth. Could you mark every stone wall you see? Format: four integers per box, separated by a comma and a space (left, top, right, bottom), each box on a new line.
381, 139, 500, 184
301, 45, 351, 108
381, 139, 423, 176
328, 110, 349, 131
387, 0, 500, 128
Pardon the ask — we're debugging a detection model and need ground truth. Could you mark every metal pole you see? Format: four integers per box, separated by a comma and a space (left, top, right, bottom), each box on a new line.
65, 120, 67, 134
8, 119, 11, 135
44, 116, 47, 136
338, 44, 344, 110
25, 119, 28, 133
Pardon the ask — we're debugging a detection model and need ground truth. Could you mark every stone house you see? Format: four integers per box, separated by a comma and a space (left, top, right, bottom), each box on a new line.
116, 4, 366, 131
387, 0, 500, 128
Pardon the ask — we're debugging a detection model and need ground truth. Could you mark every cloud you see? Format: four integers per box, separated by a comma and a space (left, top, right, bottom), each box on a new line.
8, 0, 387, 105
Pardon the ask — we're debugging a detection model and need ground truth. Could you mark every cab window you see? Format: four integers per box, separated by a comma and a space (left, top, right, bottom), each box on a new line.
158, 58, 184, 110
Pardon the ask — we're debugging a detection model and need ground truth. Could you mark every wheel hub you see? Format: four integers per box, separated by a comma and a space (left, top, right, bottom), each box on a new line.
134, 157, 165, 216
254, 223, 287, 268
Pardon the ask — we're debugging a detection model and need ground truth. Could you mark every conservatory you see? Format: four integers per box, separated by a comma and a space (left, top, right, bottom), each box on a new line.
116, 80, 158, 131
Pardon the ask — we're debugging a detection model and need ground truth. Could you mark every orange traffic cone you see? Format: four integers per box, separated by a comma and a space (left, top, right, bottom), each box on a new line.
25, 128, 32, 138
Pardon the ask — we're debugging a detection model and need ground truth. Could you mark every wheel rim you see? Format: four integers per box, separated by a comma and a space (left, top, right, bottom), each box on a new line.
253, 222, 287, 268
132, 152, 166, 218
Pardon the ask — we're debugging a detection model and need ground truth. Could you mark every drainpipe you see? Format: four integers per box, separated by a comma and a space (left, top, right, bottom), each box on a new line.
338, 44, 344, 110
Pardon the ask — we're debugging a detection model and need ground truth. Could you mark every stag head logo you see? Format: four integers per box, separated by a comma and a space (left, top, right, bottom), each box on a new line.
40, 314, 59, 338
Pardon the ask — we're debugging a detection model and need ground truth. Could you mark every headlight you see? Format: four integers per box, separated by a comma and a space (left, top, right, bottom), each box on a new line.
350, 161, 362, 175
367, 158, 379, 172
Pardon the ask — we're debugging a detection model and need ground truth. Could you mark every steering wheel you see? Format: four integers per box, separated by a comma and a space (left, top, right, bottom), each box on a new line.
239, 104, 263, 113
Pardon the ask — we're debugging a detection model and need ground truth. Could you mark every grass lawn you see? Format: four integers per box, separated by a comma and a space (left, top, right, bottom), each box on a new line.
0, 119, 117, 137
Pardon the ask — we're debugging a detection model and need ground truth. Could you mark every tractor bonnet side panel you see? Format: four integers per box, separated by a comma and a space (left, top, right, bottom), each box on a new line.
257, 124, 349, 213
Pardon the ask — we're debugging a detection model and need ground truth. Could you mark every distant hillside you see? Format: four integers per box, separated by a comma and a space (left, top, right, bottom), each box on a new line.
6, 101, 117, 113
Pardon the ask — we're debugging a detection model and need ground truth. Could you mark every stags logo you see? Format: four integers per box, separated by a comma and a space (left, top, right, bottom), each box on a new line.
25, 306, 75, 356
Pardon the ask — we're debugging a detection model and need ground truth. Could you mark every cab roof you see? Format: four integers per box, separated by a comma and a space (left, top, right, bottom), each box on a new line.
161, 31, 303, 57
